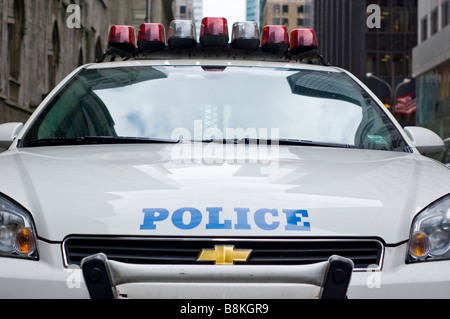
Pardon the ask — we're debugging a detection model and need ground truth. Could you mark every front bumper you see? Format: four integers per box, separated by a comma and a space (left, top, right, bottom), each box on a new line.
1, 241, 450, 299
348, 243, 450, 298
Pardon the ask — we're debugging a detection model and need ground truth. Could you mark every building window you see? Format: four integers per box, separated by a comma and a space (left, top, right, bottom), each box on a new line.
392, 0, 404, 7
7, 0, 25, 102
406, 7, 417, 32
273, 18, 280, 25
95, 37, 103, 62
379, 53, 391, 76
442, 0, 450, 28
297, 18, 304, 26
273, 5, 280, 14
48, 22, 60, 91
304, 18, 311, 28
421, 16, 428, 42
282, 5, 288, 14
180, 5, 186, 15
304, 4, 311, 14
282, 18, 288, 26
366, 53, 377, 75
297, 5, 304, 13
392, 9, 403, 32
78, 48, 84, 67
431, 8, 438, 35
393, 53, 406, 76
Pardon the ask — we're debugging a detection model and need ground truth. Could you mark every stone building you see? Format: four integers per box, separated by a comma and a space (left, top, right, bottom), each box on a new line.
0, 0, 110, 125
109, 0, 174, 31
263, 0, 314, 31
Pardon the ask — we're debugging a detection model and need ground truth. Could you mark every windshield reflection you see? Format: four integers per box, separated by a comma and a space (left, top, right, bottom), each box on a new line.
23, 66, 408, 152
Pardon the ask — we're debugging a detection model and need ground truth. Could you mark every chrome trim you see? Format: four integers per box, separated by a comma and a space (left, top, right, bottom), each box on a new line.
62, 236, 384, 272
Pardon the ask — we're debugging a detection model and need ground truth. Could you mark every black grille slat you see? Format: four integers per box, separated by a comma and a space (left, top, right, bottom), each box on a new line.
64, 237, 383, 269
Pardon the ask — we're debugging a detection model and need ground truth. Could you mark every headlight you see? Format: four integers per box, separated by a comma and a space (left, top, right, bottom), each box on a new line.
407, 194, 450, 263
0, 194, 38, 260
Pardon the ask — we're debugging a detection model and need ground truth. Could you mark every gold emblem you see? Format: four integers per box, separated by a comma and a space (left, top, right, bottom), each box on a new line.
197, 245, 252, 265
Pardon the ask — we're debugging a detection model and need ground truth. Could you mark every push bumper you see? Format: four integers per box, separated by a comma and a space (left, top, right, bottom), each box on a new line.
81, 253, 354, 299
1, 242, 450, 298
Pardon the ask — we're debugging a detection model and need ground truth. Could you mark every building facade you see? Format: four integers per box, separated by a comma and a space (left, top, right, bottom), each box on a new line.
412, 0, 450, 138
314, 0, 366, 79
314, 0, 417, 126
246, 0, 260, 24
173, 0, 194, 21
263, 0, 314, 31
0, 0, 110, 125
109, 0, 174, 31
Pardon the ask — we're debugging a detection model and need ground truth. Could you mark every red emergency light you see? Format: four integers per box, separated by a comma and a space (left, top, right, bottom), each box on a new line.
289, 29, 318, 54
107, 25, 136, 54
200, 17, 229, 48
137, 23, 166, 52
261, 25, 289, 53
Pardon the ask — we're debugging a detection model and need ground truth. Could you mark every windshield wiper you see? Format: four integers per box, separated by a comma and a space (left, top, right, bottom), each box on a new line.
24, 136, 180, 147
198, 138, 355, 149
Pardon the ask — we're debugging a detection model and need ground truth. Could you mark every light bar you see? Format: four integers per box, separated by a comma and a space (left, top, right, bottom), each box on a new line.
231, 21, 260, 50
107, 25, 136, 54
168, 20, 197, 49
290, 29, 318, 54
137, 23, 165, 52
200, 17, 229, 48
102, 18, 323, 65
261, 25, 289, 53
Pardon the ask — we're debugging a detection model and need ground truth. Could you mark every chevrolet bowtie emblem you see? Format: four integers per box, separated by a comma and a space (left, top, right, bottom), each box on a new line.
197, 245, 252, 265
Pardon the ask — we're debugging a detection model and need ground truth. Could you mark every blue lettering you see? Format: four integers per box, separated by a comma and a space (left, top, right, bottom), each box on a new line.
234, 208, 251, 230
140, 207, 311, 231
205, 207, 232, 229
254, 208, 279, 231
140, 208, 169, 230
283, 209, 311, 231
172, 207, 202, 230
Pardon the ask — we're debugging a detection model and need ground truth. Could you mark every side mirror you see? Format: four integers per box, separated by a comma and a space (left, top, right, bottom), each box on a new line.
404, 126, 444, 155
0, 123, 24, 149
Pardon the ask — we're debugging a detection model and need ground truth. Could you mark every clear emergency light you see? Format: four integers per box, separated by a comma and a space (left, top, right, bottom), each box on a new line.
168, 20, 197, 49
231, 21, 260, 51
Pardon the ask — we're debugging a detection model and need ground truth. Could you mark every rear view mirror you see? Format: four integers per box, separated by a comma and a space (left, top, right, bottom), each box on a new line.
0, 122, 23, 149
404, 126, 444, 155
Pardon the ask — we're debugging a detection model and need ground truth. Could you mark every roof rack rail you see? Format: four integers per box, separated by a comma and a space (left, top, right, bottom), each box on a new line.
97, 44, 328, 66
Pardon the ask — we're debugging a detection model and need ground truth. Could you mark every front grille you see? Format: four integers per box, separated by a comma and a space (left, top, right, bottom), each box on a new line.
63, 237, 384, 271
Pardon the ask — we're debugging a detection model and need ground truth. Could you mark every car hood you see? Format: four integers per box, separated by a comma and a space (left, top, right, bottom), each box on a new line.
0, 143, 449, 243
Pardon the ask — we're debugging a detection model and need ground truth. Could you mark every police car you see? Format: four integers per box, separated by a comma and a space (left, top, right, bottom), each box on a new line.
0, 17, 449, 299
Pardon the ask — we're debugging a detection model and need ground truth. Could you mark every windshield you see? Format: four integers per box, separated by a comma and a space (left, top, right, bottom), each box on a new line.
22, 65, 408, 151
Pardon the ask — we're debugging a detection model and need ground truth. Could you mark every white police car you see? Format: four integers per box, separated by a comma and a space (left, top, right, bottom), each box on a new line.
0, 18, 449, 299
